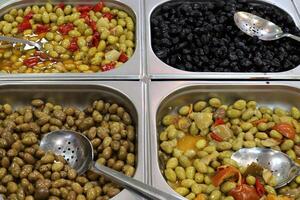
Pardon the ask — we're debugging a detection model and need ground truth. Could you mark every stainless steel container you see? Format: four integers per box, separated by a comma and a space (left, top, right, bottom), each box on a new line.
148, 81, 300, 199
146, 0, 300, 80
0, 0, 143, 80
293, 0, 300, 17
0, 81, 146, 200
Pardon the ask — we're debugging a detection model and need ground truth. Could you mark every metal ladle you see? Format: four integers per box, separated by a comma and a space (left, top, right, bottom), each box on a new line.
0, 35, 43, 50
40, 130, 182, 200
232, 147, 300, 188
234, 11, 300, 42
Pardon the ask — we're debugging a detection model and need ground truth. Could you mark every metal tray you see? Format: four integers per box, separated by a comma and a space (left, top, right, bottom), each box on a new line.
292, 0, 300, 17
0, 81, 146, 200
148, 81, 300, 199
0, 0, 143, 80
146, 0, 300, 80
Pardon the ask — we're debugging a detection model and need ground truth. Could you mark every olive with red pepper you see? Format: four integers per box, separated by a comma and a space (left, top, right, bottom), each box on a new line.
0, 2, 135, 73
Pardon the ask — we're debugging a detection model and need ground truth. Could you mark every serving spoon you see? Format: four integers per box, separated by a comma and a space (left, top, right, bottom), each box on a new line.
0, 35, 43, 50
234, 11, 300, 42
232, 147, 300, 188
40, 130, 183, 200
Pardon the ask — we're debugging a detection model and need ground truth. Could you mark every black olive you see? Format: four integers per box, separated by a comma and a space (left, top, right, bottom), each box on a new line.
150, 0, 300, 72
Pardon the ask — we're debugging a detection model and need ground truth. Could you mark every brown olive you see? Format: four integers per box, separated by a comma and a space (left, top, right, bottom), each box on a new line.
107, 158, 116, 168
34, 187, 50, 200
51, 172, 61, 181
1, 156, 10, 168
94, 100, 104, 112
111, 141, 121, 151
113, 160, 124, 171
67, 169, 77, 180
31, 99, 44, 107
107, 187, 120, 197
23, 152, 36, 164
0, 98, 136, 200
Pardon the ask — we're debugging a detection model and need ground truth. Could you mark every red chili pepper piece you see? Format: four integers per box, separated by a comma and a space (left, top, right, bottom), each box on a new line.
91, 31, 100, 47
18, 20, 32, 33
58, 23, 74, 35
210, 132, 223, 142
76, 5, 93, 13
23, 12, 34, 20
103, 12, 114, 20
80, 13, 97, 32
273, 123, 296, 139
68, 37, 79, 52
212, 165, 242, 187
213, 118, 225, 127
56, 3, 65, 9
118, 53, 128, 63
80, 12, 89, 20
23, 57, 39, 67
93, 1, 104, 12
255, 178, 265, 197
35, 24, 50, 34
89, 20, 97, 31
252, 118, 268, 126
102, 62, 116, 71
229, 184, 260, 200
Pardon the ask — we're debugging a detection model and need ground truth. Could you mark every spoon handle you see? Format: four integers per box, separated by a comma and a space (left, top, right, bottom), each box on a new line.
0, 35, 41, 50
283, 33, 300, 42
92, 162, 183, 200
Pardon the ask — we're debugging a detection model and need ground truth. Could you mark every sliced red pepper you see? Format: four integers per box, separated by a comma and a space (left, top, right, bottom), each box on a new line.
118, 53, 128, 63
89, 20, 97, 31
35, 24, 50, 34
213, 118, 225, 127
241, 177, 246, 184
229, 184, 260, 200
80, 11, 89, 20
76, 5, 93, 13
23, 57, 39, 67
252, 118, 268, 126
56, 3, 65, 9
255, 178, 265, 197
210, 132, 223, 142
18, 19, 32, 33
81, 13, 97, 31
93, 1, 104, 12
91, 31, 100, 47
103, 12, 114, 20
102, 62, 116, 71
212, 165, 242, 187
58, 23, 74, 35
273, 123, 296, 139
68, 37, 79, 52
23, 12, 34, 20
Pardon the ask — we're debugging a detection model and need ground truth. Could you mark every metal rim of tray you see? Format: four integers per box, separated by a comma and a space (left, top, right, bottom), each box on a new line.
0, 0, 300, 200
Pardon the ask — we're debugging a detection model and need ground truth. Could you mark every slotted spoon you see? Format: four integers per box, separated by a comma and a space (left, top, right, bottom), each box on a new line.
232, 147, 300, 188
40, 130, 183, 200
0, 35, 43, 50
234, 11, 300, 42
